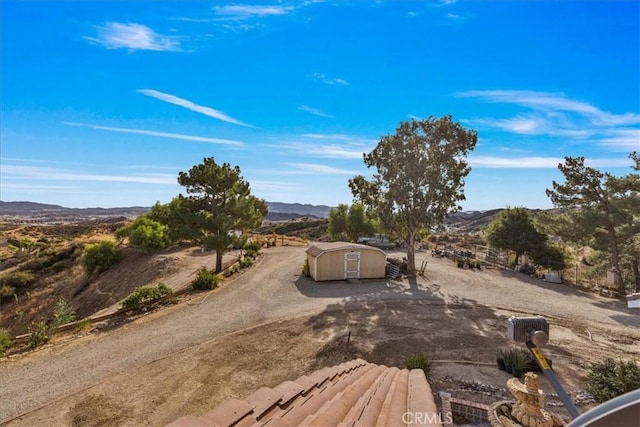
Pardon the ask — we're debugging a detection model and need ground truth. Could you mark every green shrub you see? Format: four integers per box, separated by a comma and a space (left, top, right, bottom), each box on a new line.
302, 259, 310, 277
501, 347, 536, 371
244, 241, 261, 252
3, 271, 35, 288
0, 328, 12, 356
28, 321, 53, 349
239, 257, 254, 268
116, 217, 171, 253
52, 297, 76, 327
121, 283, 173, 311
585, 358, 640, 403
75, 318, 93, 331
82, 241, 123, 275
191, 268, 219, 291
402, 353, 432, 377
243, 249, 257, 259
456, 258, 466, 268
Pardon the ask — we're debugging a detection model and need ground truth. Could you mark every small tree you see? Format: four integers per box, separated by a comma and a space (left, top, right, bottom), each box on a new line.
328, 203, 377, 242
350, 116, 477, 275
530, 242, 570, 272
116, 216, 171, 254
484, 207, 547, 266
328, 204, 348, 240
147, 198, 202, 244
347, 203, 376, 241
82, 241, 123, 275
546, 153, 640, 295
177, 157, 268, 273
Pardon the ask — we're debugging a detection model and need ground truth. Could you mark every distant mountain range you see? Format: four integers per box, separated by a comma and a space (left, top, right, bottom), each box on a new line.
0, 201, 149, 217
0, 201, 332, 220
0, 201, 553, 232
266, 202, 332, 219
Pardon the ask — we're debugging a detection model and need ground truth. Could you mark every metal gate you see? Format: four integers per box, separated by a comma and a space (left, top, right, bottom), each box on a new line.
344, 251, 360, 279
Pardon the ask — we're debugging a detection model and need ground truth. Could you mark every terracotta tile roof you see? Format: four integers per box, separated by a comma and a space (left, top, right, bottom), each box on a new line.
167, 359, 441, 427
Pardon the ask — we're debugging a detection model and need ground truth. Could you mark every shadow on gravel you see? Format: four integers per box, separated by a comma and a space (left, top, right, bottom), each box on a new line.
590, 302, 640, 328
496, 269, 599, 299
300, 276, 511, 372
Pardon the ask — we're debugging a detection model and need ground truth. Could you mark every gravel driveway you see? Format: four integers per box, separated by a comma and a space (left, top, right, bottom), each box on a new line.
1, 246, 638, 423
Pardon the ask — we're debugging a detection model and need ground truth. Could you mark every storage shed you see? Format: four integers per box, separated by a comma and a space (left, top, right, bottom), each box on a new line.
305, 242, 386, 282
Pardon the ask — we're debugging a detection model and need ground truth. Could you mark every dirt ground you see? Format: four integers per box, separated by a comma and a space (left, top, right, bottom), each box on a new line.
2, 246, 639, 426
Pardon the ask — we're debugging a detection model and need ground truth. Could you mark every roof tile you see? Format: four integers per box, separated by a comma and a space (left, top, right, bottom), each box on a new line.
245, 386, 282, 419
200, 398, 254, 426
167, 360, 441, 427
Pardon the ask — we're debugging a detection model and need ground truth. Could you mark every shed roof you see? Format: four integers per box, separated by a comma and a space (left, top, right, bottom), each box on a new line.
306, 241, 386, 257
167, 358, 440, 427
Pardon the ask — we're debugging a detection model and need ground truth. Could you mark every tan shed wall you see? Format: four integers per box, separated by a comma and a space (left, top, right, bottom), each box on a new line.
359, 250, 386, 279
311, 248, 386, 281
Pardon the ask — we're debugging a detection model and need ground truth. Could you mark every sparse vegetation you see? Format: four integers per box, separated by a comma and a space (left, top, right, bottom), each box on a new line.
0, 328, 13, 356
121, 283, 173, 311
402, 353, 432, 377
3, 271, 35, 288
243, 249, 257, 259
191, 268, 219, 291
302, 259, 310, 277
28, 320, 53, 349
239, 257, 254, 268
75, 318, 93, 331
82, 240, 123, 275
585, 358, 640, 403
52, 297, 76, 327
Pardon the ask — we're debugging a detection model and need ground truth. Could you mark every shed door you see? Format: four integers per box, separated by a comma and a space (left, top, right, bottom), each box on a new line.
344, 251, 360, 279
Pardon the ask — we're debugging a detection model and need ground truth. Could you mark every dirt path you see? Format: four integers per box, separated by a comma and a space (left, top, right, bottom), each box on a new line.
1, 246, 638, 425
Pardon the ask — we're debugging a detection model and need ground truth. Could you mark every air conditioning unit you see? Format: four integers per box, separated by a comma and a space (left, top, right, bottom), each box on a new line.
507, 316, 549, 342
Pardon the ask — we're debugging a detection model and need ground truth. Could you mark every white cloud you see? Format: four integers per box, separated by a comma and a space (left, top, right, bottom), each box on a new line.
63, 122, 244, 146
84, 22, 181, 51
455, 90, 640, 127
138, 89, 253, 127
248, 180, 299, 192
2, 165, 176, 185
272, 133, 376, 159
298, 105, 334, 118
436, 0, 457, 6
447, 12, 464, 20
285, 163, 356, 175
469, 156, 632, 169
301, 133, 376, 143
594, 129, 640, 151
456, 90, 640, 151
279, 142, 366, 159
309, 72, 349, 86
407, 11, 416, 17
1, 183, 77, 191
213, 4, 294, 20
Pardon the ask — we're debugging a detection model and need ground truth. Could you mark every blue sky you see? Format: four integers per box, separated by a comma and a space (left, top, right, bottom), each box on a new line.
1, 0, 638, 211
